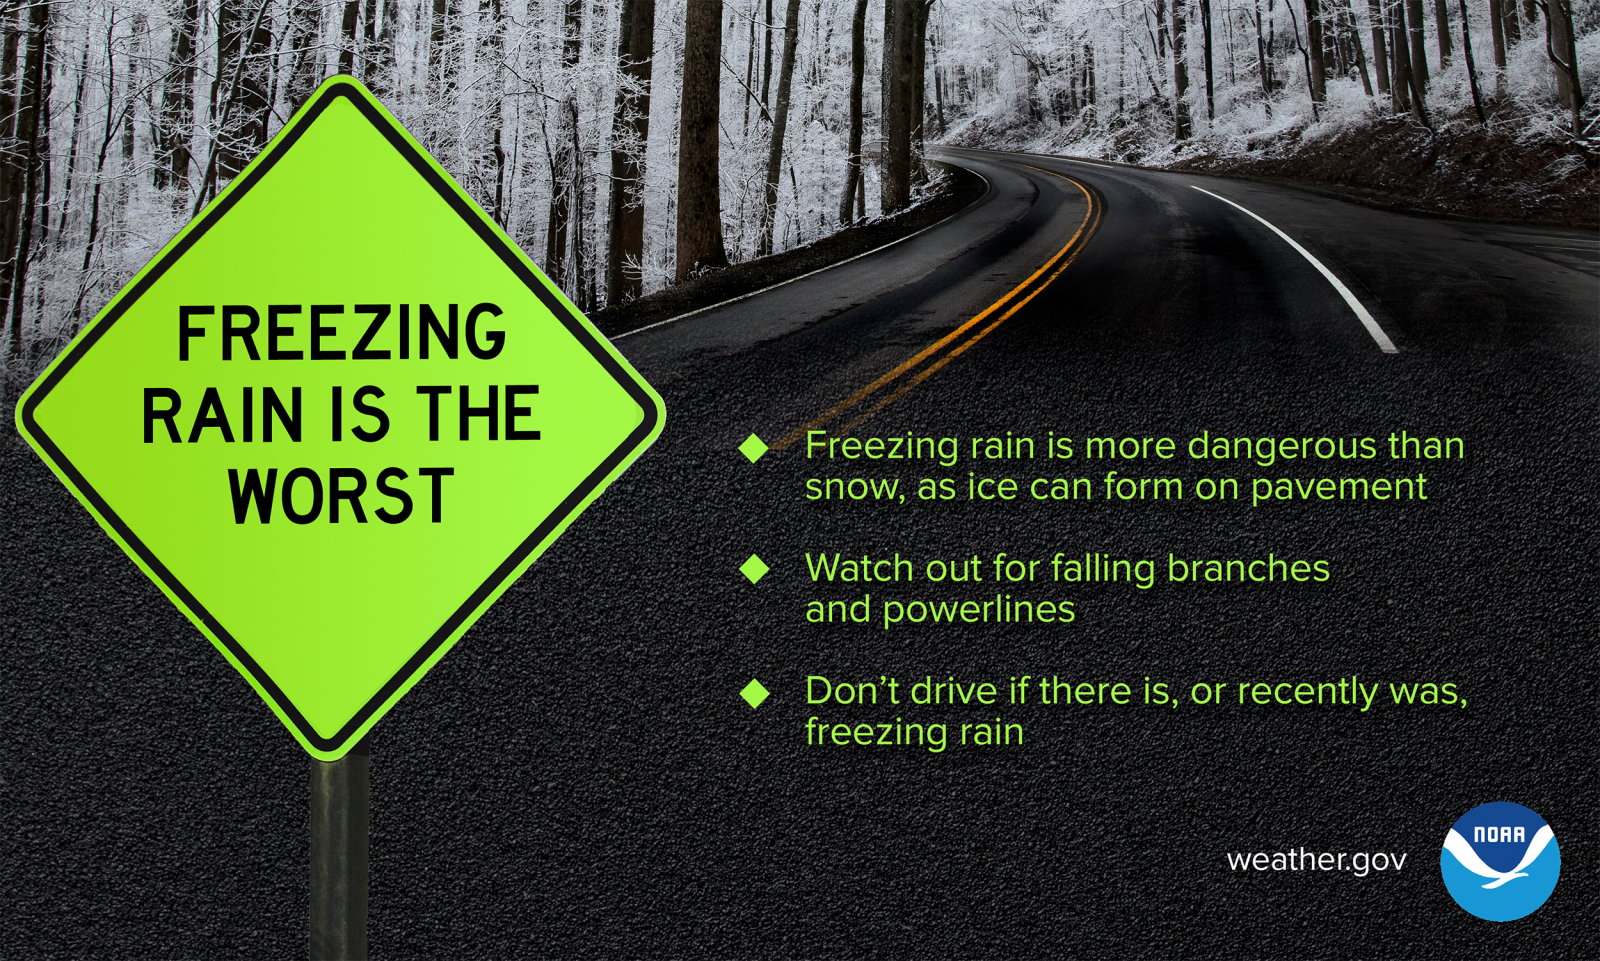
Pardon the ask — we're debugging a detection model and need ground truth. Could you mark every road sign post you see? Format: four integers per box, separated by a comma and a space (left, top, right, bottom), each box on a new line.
16, 75, 663, 952
310, 737, 369, 960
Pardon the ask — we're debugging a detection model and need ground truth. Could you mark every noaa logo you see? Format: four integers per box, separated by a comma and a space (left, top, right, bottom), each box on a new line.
1440, 802, 1560, 921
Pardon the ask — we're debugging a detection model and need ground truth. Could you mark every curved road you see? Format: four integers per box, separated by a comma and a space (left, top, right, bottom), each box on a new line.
5, 148, 1596, 956
621, 147, 1594, 450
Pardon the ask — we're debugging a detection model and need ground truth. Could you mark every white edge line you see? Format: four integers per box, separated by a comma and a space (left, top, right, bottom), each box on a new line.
1191, 185, 1398, 354
611, 168, 993, 341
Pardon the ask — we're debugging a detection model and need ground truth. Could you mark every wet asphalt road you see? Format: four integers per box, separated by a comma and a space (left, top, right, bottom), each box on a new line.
3, 148, 1596, 958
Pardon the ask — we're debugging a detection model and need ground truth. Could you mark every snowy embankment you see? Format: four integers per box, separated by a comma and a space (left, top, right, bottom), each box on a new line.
943, 34, 1598, 228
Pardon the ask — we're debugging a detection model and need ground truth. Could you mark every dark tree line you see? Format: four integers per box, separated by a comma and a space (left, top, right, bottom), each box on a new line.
2, 0, 944, 373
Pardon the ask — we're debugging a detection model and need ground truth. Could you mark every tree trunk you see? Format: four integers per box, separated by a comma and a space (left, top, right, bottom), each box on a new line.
213, 1, 242, 164
1200, 0, 1216, 119
1389, 0, 1413, 110
213, 0, 273, 180
481, 0, 506, 225
374, 0, 399, 87
429, 0, 450, 91
0, 0, 18, 143
761, 0, 773, 106
1306, 0, 1327, 102
675, 0, 728, 282
55, 33, 93, 246
570, 114, 589, 308
338, 1, 359, 74
240, 6, 274, 156
6, 0, 50, 357
1368, 0, 1391, 94
1405, 0, 1429, 87
545, 0, 582, 289
121, 16, 142, 187
1488, 0, 1507, 96
1543, 0, 1582, 133
1174, 0, 1192, 137
1459, 0, 1488, 121
162, 0, 202, 191
362, 0, 380, 84
1254, 0, 1274, 112
910, 0, 930, 186
1502, 0, 1520, 44
1434, 0, 1453, 63
741, 3, 755, 133
606, 0, 654, 303
285, 0, 323, 115
880, 0, 917, 213
1392, 0, 1430, 120
839, 0, 867, 226
30, 27, 50, 253
72, 34, 122, 334
1344, 0, 1375, 95
0, 0, 26, 293
1289, 0, 1321, 118
193, 0, 273, 210
758, 0, 801, 256
1086, 41, 1098, 120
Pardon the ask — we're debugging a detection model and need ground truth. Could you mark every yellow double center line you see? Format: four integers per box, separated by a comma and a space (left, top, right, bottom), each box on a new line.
773, 165, 1102, 450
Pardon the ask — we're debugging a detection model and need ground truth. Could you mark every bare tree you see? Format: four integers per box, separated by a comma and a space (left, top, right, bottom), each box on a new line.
1390, 0, 1429, 121
761, 0, 773, 105
758, 0, 801, 256
881, 0, 918, 212
1339, 0, 1375, 96
910, 0, 931, 182
1367, 0, 1392, 95
1488, 0, 1509, 95
214, 0, 275, 180
546, 0, 583, 290
1253, 0, 1274, 112
839, 0, 868, 225
1404, 0, 1429, 88
1538, 0, 1584, 133
931, 6, 948, 134
54, 31, 94, 247
1433, 0, 1453, 64
0, 0, 26, 308
339, 0, 360, 73
6, 0, 51, 355
160, 0, 202, 191
607, 0, 655, 302
1459, 0, 1488, 121
1503, 0, 1521, 44
1389, 0, 1413, 111
675, 0, 728, 281
1305, 0, 1327, 103
362, 0, 381, 85
284, 0, 322, 115
1174, 0, 1193, 135
481, 0, 507, 226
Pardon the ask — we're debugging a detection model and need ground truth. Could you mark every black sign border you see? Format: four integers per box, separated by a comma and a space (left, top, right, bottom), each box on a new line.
19, 78, 663, 754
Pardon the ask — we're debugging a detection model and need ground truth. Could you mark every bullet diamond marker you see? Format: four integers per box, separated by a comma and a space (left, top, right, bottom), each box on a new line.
738, 433, 769, 463
741, 679, 770, 709
740, 554, 770, 584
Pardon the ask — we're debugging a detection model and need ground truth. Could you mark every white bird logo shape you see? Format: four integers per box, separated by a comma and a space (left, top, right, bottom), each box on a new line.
1444, 825, 1555, 889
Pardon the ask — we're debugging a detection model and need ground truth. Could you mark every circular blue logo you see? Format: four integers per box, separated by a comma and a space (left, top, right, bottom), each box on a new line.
1440, 802, 1560, 921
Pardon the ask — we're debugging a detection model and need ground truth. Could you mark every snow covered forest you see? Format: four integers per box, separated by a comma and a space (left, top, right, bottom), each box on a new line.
0, 0, 1592, 373
936, 0, 1595, 169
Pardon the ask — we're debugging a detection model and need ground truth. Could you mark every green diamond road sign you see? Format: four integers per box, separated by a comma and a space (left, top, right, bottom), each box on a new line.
15, 77, 664, 761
